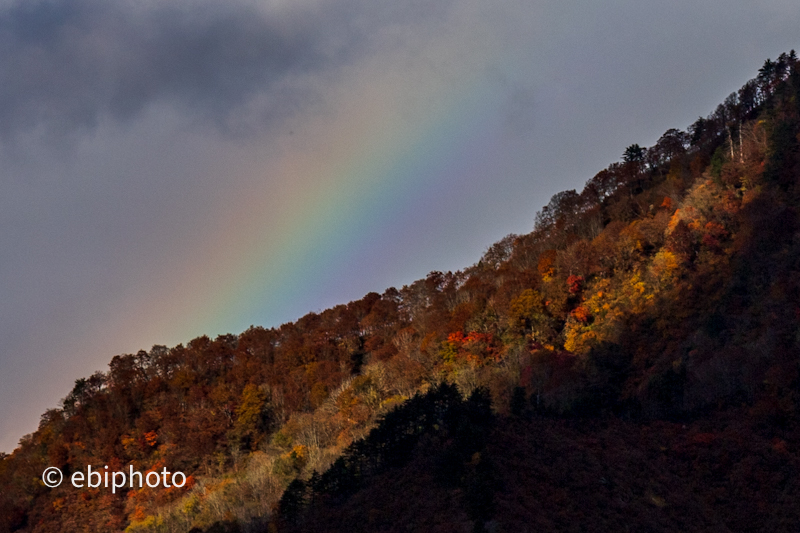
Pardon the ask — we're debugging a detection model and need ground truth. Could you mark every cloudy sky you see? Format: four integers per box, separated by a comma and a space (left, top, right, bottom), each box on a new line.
1, 0, 798, 452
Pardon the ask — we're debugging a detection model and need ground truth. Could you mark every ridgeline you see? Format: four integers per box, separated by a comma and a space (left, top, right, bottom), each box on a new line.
3, 51, 800, 533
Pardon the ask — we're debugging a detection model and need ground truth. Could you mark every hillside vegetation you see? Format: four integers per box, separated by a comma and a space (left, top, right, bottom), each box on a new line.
2, 51, 800, 533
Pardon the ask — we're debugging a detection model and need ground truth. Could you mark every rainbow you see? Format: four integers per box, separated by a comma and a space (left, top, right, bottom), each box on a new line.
105, 27, 510, 352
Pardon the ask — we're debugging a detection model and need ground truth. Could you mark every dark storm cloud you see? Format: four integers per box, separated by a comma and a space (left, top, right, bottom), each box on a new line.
0, 0, 451, 138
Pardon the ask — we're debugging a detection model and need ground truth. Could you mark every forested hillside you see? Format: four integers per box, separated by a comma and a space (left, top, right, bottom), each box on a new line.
2, 51, 800, 533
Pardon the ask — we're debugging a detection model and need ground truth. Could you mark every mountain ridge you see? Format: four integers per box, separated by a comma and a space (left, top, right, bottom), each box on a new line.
2, 50, 800, 532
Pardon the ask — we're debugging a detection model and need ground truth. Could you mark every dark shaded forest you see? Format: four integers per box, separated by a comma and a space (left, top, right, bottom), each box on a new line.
2, 51, 800, 532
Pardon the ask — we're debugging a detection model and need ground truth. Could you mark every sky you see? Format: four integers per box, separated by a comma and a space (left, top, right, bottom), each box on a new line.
1, 0, 798, 453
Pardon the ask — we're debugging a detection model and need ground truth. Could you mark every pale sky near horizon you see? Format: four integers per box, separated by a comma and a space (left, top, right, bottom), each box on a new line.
1, 0, 798, 453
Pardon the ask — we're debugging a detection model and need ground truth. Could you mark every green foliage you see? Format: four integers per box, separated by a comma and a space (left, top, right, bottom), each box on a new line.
623, 143, 645, 163
277, 384, 495, 526
763, 118, 800, 189
710, 145, 726, 178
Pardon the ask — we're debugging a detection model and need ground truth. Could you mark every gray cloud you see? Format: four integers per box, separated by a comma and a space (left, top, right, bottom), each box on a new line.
0, 0, 452, 139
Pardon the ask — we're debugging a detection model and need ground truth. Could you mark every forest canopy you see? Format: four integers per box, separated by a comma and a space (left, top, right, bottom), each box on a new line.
2, 51, 800, 533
